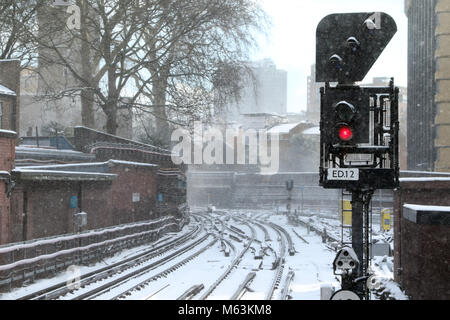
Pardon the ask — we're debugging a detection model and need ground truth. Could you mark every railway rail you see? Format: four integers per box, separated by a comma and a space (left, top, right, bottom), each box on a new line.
227, 217, 292, 301
200, 220, 256, 300
262, 220, 286, 300
7, 209, 327, 301
280, 271, 295, 300
269, 222, 296, 256
231, 272, 256, 300
107, 235, 218, 300
15, 215, 206, 300
177, 284, 205, 300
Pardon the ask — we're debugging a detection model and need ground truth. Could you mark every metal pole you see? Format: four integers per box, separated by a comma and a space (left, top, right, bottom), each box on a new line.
351, 190, 374, 299
351, 191, 364, 277
301, 187, 304, 215
35, 127, 40, 148
288, 189, 292, 217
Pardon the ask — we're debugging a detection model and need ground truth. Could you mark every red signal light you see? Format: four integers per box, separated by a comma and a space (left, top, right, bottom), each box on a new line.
338, 126, 353, 141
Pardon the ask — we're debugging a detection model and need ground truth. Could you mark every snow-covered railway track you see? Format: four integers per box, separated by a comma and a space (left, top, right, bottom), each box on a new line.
280, 271, 295, 300
231, 272, 256, 300
199, 220, 256, 300
110, 236, 218, 300
269, 222, 296, 256
16, 223, 203, 300
201, 215, 288, 301
258, 220, 287, 300
176, 284, 205, 300
15, 214, 212, 300
68, 233, 216, 300
253, 221, 272, 242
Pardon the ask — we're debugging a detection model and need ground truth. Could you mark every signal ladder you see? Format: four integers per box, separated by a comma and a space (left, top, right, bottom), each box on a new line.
340, 189, 374, 298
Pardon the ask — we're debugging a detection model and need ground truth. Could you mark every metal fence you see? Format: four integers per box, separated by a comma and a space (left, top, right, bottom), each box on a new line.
0, 215, 188, 292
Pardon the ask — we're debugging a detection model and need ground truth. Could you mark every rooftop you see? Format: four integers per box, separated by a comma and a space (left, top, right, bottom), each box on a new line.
0, 84, 16, 96
302, 126, 320, 135
268, 123, 302, 134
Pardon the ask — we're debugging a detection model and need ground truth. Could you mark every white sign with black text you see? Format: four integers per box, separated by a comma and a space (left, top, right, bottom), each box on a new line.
327, 168, 360, 181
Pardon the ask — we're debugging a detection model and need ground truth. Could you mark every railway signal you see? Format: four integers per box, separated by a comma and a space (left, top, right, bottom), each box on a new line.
321, 86, 370, 146
316, 12, 399, 300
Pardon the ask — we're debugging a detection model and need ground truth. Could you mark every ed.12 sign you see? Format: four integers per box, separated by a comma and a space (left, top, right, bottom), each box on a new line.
328, 168, 359, 181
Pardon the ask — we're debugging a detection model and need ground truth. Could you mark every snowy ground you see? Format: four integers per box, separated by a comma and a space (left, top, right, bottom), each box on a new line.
0, 231, 188, 300
0, 208, 407, 300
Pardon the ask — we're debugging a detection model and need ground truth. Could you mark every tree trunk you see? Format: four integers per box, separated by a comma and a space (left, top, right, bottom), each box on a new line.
81, 89, 95, 129
79, 0, 96, 129
104, 102, 118, 135
153, 74, 170, 146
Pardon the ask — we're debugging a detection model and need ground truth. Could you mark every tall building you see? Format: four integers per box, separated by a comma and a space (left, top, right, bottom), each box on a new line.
306, 64, 322, 124
405, 0, 450, 172
224, 59, 287, 123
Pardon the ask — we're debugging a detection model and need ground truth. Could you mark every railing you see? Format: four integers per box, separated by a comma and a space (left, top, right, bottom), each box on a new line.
0, 214, 189, 293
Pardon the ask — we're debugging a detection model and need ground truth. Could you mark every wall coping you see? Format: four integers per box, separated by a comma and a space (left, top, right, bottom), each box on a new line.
17, 160, 160, 172
403, 204, 450, 226
12, 169, 118, 182
0, 171, 10, 180
108, 160, 159, 170
399, 177, 450, 189
401, 177, 450, 182
0, 130, 17, 139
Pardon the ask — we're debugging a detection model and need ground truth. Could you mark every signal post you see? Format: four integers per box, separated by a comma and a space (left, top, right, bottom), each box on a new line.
316, 12, 399, 300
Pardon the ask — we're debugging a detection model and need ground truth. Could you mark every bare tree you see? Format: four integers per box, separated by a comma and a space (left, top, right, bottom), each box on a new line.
131, 0, 268, 146
32, 0, 267, 140
0, 0, 44, 67
34, 0, 157, 134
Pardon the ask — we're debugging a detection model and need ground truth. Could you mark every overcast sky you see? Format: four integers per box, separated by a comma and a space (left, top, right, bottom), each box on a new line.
251, 0, 408, 113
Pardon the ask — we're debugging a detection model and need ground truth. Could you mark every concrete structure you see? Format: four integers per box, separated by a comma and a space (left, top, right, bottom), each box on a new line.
0, 60, 20, 133
394, 177, 450, 299
267, 122, 318, 172
187, 171, 394, 210
405, 0, 450, 172
306, 64, 322, 124
239, 113, 286, 131
224, 59, 287, 123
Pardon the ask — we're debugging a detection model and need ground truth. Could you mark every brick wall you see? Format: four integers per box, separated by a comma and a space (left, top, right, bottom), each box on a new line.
0, 180, 7, 244
0, 60, 20, 133
8, 162, 160, 242
0, 130, 16, 244
8, 185, 24, 243
109, 163, 158, 225
394, 179, 450, 299
0, 131, 15, 172
0, 98, 14, 131
81, 182, 114, 231
435, 0, 450, 172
